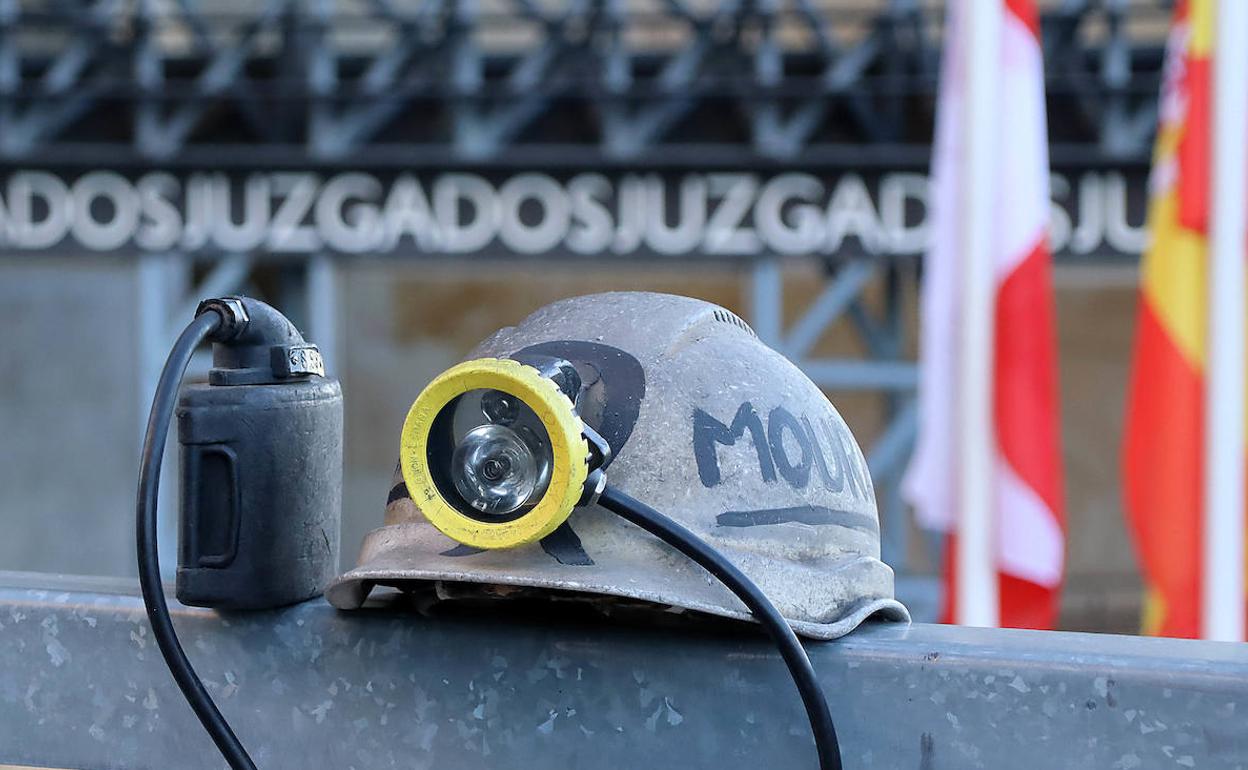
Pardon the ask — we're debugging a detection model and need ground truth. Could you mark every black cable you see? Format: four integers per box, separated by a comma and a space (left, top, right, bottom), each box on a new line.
597, 484, 842, 770
136, 310, 259, 770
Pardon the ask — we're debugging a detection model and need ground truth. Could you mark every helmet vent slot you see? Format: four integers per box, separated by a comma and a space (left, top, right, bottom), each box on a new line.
712, 308, 757, 337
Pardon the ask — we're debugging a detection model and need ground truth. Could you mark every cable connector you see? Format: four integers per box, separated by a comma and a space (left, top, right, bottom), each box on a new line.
196, 297, 250, 342
578, 423, 611, 507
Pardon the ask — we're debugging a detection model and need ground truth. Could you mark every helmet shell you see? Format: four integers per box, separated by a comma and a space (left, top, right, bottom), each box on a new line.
327, 292, 909, 638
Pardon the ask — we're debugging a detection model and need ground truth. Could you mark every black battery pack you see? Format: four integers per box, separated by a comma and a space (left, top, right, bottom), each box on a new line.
175, 298, 343, 610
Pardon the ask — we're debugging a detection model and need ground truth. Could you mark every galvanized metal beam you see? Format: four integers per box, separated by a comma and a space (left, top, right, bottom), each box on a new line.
0, 573, 1243, 770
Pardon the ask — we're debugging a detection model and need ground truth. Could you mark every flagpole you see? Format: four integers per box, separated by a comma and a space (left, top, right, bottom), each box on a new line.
1203, 0, 1247, 642
956, 0, 1001, 628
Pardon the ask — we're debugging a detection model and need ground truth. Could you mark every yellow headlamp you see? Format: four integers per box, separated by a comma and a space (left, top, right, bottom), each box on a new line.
399, 356, 607, 550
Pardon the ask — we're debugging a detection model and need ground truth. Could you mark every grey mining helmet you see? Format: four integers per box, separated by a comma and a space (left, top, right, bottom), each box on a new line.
328, 291, 909, 640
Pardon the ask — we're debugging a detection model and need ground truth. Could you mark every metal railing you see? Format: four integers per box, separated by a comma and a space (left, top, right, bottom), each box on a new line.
0, 0, 1170, 165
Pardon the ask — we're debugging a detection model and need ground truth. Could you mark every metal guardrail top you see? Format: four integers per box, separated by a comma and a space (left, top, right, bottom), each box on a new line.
0, 571, 1243, 769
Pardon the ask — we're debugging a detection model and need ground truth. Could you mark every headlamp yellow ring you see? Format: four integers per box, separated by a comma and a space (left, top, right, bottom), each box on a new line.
399, 357, 589, 549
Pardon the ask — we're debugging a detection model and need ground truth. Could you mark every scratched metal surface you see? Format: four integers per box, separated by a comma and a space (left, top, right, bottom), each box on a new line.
0, 572, 1245, 770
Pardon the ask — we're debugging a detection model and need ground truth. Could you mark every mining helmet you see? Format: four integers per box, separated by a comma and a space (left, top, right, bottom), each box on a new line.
327, 291, 909, 639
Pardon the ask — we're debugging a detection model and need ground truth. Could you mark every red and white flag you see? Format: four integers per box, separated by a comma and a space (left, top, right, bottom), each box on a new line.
903, 0, 1066, 628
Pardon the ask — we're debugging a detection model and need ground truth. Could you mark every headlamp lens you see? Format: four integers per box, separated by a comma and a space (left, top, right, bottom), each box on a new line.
451, 423, 543, 515
427, 387, 555, 520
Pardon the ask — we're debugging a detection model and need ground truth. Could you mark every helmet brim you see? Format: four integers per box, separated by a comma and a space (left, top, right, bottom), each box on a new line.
326, 522, 910, 640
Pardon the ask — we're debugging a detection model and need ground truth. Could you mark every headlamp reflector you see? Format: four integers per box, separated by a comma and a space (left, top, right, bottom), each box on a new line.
451, 420, 550, 516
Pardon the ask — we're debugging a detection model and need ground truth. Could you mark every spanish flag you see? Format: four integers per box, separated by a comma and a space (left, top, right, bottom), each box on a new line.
1122, 0, 1214, 638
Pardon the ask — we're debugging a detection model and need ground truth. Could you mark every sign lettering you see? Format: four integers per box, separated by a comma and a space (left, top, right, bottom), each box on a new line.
0, 169, 1148, 260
